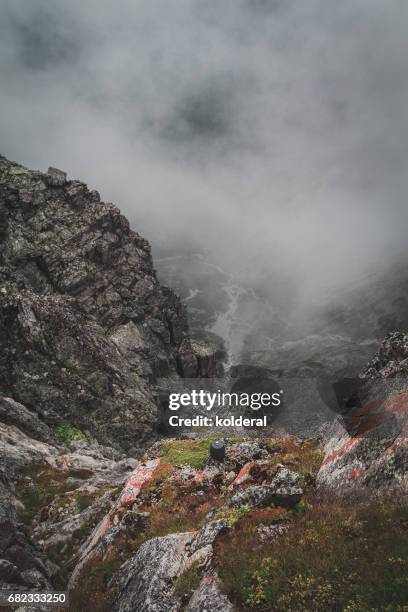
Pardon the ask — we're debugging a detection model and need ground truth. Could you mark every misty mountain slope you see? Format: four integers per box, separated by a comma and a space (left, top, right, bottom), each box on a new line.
156, 247, 408, 435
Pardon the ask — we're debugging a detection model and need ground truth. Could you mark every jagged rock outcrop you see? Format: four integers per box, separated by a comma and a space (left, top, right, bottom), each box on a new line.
0, 157, 198, 450
0, 394, 58, 591
225, 466, 303, 509
111, 531, 194, 612
317, 332, 408, 494
0, 156, 215, 597
69, 458, 162, 588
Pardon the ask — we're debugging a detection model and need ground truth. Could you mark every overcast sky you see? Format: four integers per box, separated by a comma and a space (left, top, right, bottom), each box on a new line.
1, 0, 408, 301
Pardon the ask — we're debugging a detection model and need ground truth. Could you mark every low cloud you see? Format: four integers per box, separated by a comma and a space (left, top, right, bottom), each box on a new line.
1, 0, 408, 304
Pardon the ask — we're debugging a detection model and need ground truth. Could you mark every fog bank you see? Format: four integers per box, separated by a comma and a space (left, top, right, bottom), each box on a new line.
1, 0, 408, 303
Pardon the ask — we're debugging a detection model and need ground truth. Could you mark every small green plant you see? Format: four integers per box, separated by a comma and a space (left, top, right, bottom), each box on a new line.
265, 439, 279, 453
174, 561, 202, 597
215, 507, 251, 526
242, 557, 278, 608
54, 425, 87, 445
75, 492, 94, 512
162, 436, 219, 468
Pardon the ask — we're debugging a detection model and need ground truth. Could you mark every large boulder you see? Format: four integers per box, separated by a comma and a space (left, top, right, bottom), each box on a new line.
111, 532, 193, 612
110, 520, 231, 612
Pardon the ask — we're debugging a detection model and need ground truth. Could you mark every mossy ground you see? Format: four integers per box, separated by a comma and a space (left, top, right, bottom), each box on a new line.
69, 553, 122, 612
16, 464, 119, 588
53, 424, 87, 445
17, 464, 114, 526
161, 435, 241, 468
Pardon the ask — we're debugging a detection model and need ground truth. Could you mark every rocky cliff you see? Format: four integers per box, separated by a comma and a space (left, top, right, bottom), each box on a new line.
0, 157, 199, 452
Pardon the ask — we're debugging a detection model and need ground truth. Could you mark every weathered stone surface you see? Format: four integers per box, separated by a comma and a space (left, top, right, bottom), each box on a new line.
45, 166, 67, 187
0, 396, 53, 444
0, 288, 159, 451
0, 418, 58, 477
317, 332, 408, 495
257, 522, 290, 541
185, 573, 234, 612
227, 467, 303, 509
361, 331, 408, 380
0, 482, 51, 591
111, 532, 193, 612
229, 461, 256, 489
226, 441, 264, 466
110, 520, 231, 612
0, 391, 150, 592
68, 458, 161, 588
189, 520, 228, 555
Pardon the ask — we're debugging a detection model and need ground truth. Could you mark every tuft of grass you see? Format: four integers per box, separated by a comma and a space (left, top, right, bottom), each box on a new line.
265, 439, 279, 453
246, 507, 290, 526
161, 436, 227, 468
174, 561, 202, 598
54, 424, 87, 445
17, 465, 79, 525
69, 552, 121, 612
75, 492, 95, 512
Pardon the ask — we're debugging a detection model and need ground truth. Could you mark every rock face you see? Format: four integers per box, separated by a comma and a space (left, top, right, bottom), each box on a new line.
0, 389, 147, 593
110, 520, 231, 612
317, 332, 408, 495
69, 458, 162, 588
0, 481, 51, 591
185, 573, 234, 612
0, 157, 197, 451
111, 532, 193, 612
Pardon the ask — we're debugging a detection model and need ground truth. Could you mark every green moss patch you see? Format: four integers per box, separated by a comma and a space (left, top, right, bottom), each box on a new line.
54, 424, 87, 445
161, 435, 240, 468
